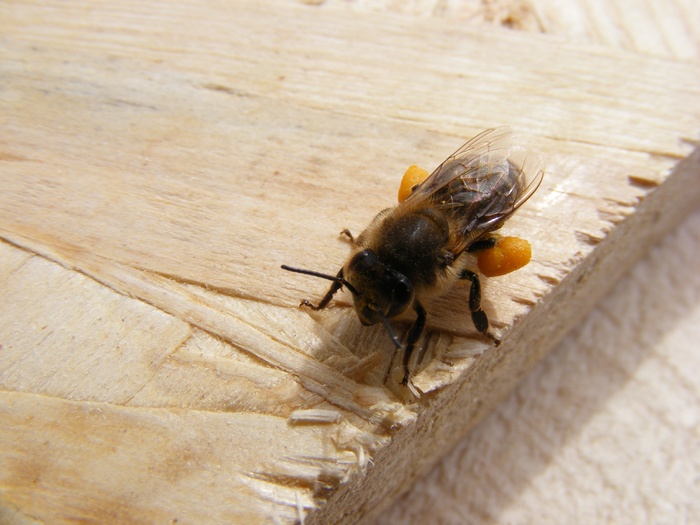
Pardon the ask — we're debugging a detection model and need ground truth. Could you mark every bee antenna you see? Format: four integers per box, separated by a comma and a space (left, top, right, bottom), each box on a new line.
281, 265, 359, 295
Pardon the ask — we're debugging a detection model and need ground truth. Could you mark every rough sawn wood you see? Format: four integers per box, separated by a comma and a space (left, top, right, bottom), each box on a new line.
0, 1, 699, 524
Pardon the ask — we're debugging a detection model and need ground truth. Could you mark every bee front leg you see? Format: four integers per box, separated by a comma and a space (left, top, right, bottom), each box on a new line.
459, 269, 501, 345
301, 268, 344, 311
401, 301, 427, 386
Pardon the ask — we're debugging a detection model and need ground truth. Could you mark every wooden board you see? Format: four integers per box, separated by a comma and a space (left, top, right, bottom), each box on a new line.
1, 1, 699, 523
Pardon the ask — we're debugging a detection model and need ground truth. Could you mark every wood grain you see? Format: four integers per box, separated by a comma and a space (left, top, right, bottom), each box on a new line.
325, 0, 700, 60
1, 0, 699, 523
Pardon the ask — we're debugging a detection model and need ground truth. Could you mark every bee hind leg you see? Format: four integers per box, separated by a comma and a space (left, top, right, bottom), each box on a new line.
459, 269, 501, 346
466, 236, 497, 253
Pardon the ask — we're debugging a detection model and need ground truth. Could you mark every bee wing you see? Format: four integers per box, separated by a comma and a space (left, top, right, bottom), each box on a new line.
404, 127, 544, 254
404, 127, 514, 205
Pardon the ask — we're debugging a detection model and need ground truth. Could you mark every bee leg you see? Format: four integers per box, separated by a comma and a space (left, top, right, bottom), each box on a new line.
466, 236, 497, 253
459, 269, 501, 345
300, 269, 344, 311
340, 229, 355, 243
401, 301, 427, 386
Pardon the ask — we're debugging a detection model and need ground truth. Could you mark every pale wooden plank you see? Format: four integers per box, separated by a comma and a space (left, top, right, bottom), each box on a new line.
0, 390, 361, 524
0, 240, 392, 523
328, 0, 700, 60
0, 1, 699, 524
0, 250, 190, 398
531, 0, 700, 60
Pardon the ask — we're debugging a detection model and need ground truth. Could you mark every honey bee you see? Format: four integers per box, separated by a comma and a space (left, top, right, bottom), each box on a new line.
282, 127, 544, 385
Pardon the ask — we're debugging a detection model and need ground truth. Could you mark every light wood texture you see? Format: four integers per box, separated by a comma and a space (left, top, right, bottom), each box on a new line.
326, 0, 700, 60
1, 1, 699, 523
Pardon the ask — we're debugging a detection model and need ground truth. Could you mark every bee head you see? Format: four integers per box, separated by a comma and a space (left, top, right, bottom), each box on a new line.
345, 249, 414, 326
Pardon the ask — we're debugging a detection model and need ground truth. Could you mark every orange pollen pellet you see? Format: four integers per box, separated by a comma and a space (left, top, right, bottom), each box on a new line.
477, 236, 532, 277
398, 165, 430, 203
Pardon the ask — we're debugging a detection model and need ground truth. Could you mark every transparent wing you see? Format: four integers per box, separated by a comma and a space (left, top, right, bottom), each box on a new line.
403, 127, 544, 254
404, 127, 514, 204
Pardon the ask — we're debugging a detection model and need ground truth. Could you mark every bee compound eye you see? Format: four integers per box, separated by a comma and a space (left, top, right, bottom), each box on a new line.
349, 249, 378, 273
392, 278, 413, 305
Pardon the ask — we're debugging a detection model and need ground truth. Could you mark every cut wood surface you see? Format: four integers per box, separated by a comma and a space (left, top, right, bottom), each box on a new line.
1, 1, 699, 523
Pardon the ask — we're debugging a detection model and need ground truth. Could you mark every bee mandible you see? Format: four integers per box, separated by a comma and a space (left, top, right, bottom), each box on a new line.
283, 127, 544, 385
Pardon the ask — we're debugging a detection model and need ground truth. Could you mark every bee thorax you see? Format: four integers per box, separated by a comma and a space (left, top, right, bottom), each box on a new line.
373, 209, 451, 288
